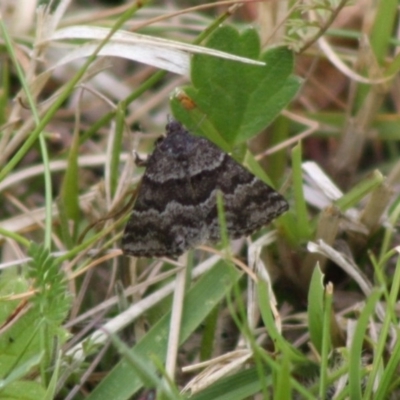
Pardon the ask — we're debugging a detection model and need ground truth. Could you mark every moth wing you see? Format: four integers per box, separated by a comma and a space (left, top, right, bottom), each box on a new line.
189, 147, 288, 242
122, 120, 288, 257
122, 150, 206, 258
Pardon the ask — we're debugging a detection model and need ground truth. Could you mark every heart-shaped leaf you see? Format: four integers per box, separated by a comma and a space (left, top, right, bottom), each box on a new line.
171, 26, 301, 146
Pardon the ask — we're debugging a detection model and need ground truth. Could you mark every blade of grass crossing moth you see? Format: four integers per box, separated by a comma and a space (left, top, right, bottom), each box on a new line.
216, 191, 230, 253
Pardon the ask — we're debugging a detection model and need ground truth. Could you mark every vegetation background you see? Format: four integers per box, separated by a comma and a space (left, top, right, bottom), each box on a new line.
0, 0, 399, 399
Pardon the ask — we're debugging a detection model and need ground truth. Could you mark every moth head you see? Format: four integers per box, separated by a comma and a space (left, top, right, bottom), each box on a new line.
158, 123, 197, 159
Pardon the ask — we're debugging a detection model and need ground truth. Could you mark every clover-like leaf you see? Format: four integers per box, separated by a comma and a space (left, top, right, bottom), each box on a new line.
171, 26, 301, 146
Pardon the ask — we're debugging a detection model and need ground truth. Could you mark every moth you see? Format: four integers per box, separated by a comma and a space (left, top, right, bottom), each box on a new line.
122, 120, 288, 258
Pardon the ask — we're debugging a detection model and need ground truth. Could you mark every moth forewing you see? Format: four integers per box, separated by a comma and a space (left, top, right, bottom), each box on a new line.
122, 120, 288, 258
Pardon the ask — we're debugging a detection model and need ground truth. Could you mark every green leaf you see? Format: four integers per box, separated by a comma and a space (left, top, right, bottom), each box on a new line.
171, 26, 301, 145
